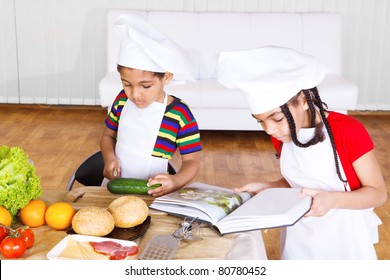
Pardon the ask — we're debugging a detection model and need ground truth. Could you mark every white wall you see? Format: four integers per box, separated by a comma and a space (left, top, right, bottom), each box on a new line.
0, 0, 389, 110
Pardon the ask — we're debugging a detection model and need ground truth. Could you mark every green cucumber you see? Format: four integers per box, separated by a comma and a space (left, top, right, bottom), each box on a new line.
107, 178, 161, 195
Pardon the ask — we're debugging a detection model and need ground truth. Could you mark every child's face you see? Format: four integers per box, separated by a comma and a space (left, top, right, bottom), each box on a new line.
119, 68, 172, 109
252, 93, 309, 143
253, 108, 292, 143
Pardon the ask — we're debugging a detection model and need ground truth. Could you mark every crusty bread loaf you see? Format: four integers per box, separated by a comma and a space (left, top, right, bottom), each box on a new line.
108, 196, 148, 228
72, 206, 115, 236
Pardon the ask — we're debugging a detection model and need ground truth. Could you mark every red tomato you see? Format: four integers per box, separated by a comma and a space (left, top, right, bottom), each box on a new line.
0, 236, 27, 258
16, 226, 35, 248
0, 225, 10, 243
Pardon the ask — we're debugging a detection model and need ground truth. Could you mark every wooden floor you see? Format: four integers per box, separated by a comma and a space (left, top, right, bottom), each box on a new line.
1, 104, 389, 259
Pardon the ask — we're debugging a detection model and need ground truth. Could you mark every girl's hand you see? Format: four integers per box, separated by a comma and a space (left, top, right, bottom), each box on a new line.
234, 182, 268, 195
234, 178, 289, 195
147, 173, 179, 197
300, 188, 336, 217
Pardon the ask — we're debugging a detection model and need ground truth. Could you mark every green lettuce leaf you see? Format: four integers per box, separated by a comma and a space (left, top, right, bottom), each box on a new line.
0, 145, 42, 219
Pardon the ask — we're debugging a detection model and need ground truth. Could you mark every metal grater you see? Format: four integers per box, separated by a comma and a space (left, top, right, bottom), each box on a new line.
139, 235, 180, 260
139, 217, 202, 260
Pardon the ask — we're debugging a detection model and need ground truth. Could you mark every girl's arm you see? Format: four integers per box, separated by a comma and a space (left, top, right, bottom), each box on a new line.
302, 150, 387, 216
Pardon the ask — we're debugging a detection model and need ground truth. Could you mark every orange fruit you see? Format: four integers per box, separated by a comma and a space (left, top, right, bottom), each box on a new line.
0, 206, 12, 227
45, 202, 75, 230
19, 199, 47, 227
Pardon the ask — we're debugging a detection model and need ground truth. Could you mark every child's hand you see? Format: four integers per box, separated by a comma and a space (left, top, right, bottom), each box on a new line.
234, 182, 268, 195
103, 160, 121, 180
300, 188, 335, 217
147, 173, 180, 197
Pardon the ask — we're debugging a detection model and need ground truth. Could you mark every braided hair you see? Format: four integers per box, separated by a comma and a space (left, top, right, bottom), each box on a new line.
280, 87, 348, 187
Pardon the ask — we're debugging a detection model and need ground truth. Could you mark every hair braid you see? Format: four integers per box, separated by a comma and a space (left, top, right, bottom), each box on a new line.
280, 97, 323, 148
302, 90, 317, 128
280, 104, 299, 145
279, 88, 348, 187
310, 88, 348, 186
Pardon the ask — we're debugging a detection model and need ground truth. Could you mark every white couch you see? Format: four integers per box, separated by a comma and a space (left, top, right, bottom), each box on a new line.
99, 10, 358, 131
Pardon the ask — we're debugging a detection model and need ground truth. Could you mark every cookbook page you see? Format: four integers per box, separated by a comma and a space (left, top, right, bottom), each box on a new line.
150, 182, 251, 224
217, 188, 312, 234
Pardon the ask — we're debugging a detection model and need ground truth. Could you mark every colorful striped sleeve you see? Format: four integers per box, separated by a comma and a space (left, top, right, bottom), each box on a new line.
104, 90, 128, 133
152, 98, 202, 159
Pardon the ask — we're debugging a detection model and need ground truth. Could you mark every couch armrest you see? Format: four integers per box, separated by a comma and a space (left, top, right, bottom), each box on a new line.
318, 74, 358, 111
99, 71, 122, 107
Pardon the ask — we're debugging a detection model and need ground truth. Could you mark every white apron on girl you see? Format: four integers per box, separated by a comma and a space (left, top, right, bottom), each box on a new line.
280, 126, 381, 260
115, 94, 168, 179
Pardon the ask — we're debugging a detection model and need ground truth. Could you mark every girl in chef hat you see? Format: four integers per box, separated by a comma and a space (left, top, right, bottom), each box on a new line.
217, 46, 386, 259
100, 13, 202, 197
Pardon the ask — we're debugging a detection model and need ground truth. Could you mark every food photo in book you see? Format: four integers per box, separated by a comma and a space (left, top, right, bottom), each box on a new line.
150, 182, 312, 235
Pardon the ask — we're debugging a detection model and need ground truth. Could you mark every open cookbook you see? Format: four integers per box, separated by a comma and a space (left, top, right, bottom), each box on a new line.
149, 182, 312, 235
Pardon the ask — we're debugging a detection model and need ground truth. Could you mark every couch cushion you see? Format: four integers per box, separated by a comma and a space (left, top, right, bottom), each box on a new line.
199, 80, 249, 108
302, 13, 341, 75
164, 81, 202, 107
166, 80, 248, 109
148, 12, 199, 49
250, 13, 302, 50
318, 74, 358, 111
198, 13, 252, 79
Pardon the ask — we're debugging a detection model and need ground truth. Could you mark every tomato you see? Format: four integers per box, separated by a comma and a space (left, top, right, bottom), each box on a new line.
0, 225, 10, 243
16, 226, 35, 248
0, 236, 26, 258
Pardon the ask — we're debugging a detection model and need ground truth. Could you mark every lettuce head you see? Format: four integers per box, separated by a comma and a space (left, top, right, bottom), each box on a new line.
0, 145, 42, 219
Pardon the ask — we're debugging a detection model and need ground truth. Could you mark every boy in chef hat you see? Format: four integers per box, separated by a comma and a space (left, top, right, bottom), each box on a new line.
217, 46, 386, 259
100, 13, 202, 197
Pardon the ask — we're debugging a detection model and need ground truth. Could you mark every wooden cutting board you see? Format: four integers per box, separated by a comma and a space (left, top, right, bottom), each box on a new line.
64, 186, 157, 210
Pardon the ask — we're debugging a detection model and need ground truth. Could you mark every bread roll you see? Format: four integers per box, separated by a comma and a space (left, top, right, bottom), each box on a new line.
108, 196, 148, 228
72, 206, 115, 236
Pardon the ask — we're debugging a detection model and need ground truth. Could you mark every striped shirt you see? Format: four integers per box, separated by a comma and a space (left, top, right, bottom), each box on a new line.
105, 91, 202, 159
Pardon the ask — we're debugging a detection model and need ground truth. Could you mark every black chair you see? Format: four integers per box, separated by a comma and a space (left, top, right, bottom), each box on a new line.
66, 150, 177, 191
66, 151, 105, 191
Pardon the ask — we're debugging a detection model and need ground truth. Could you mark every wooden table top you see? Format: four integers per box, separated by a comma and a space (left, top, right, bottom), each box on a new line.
1, 187, 267, 260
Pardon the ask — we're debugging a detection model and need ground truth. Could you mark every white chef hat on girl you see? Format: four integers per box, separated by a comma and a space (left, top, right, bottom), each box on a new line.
217, 46, 325, 114
115, 13, 195, 82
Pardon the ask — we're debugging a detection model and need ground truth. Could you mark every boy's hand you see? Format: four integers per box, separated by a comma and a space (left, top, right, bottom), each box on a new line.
147, 173, 180, 197
103, 160, 121, 180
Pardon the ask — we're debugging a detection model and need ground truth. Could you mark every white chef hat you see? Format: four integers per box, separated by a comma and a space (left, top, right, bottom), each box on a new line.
115, 13, 195, 82
217, 46, 325, 114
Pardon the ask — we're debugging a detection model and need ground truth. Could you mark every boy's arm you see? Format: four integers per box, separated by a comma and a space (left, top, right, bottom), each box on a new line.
147, 151, 201, 197
100, 127, 121, 179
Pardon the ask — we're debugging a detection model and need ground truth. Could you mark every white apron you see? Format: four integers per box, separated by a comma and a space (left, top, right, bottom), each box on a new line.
115, 94, 168, 179
279, 126, 381, 260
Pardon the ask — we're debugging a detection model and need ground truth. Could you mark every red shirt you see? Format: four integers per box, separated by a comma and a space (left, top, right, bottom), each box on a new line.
272, 111, 374, 190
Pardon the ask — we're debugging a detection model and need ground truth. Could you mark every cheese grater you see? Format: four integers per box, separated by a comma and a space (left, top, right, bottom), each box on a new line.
139, 217, 202, 260
139, 234, 180, 260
